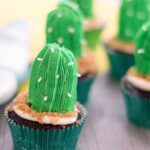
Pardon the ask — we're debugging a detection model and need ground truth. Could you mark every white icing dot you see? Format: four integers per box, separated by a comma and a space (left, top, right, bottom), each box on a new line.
67, 93, 72, 98
142, 25, 148, 31
38, 77, 42, 83
77, 74, 81, 77
57, 37, 63, 44
57, 13, 62, 18
126, 9, 133, 17
68, 27, 75, 33
68, 62, 74, 66
137, 13, 144, 20
43, 96, 48, 101
50, 47, 55, 53
81, 40, 87, 46
147, 5, 150, 11
37, 57, 43, 61
47, 27, 53, 33
56, 75, 59, 79
137, 49, 145, 54
125, 29, 132, 37
72, 3, 78, 9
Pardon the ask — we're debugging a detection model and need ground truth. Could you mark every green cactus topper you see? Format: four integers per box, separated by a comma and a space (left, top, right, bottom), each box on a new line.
117, 0, 150, 42
28, 44, 78, 113
68, 0, 93, 18
46, 1, 84, 59
135, 23, 150, 75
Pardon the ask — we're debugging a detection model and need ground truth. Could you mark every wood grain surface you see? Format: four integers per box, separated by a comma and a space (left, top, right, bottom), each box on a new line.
1, 75, 150, 150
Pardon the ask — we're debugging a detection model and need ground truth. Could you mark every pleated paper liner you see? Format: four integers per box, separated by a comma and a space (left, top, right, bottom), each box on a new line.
121, 82, 150, 128
5, 103, 87, 150
77, 76, 96, 105
106, 47, 134, 80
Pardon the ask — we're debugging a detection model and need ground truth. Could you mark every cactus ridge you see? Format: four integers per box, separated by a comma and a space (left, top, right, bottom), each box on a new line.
117, 0, 150, 42
28, 43, 78, 113
135, 23, 150, 75
68, 0, 93, 18
46, 1, 84, 59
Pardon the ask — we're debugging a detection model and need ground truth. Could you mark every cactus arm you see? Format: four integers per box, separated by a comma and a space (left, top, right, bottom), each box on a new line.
68, 0, 93, 18
135, 23, 150, 75
117, 0, 134, 41
28, 44, 78, 113
46, 1, 84, 59
117, 0, 150, 42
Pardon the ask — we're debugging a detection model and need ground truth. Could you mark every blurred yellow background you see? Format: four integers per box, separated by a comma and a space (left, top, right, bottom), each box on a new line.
0, 0, 119, 74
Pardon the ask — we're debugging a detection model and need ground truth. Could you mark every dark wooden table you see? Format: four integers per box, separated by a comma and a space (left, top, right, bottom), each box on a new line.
1, 75, 150, 150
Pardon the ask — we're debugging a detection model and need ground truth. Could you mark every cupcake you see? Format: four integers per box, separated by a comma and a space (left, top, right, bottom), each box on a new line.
68, 0, 104, 50
46, 1, 97, 105
105, 0, 150, 80
121, 23, 150, 128
5, 44, 87, 150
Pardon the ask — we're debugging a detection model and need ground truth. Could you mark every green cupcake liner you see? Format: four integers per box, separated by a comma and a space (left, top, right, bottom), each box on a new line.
106, 46, 134, 80
85, 27, 103, 51
5, 104, 87, 150
121, 85, 150, 128
77, 75, 96, 105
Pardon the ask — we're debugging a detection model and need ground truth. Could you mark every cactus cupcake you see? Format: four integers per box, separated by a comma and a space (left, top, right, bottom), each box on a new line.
46, 1, 83, 59
5, 44, 87, 150
105, 0, 150, 80
46, 1, 97, 105
68, 0, 105, 50
121, 23, 150, 128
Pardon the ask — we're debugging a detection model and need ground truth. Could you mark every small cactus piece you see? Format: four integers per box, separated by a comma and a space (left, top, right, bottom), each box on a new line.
117, 0, 150, 42
28, 43, 78, 113
46, 1, 84, 59
135, 23, 150, 75
68, 0, 93, 18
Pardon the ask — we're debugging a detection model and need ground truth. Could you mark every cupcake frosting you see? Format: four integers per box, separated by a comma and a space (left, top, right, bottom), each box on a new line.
84, 18, 104, 31
107, 38, 134, 54
8, 93, 78, 125
78, 48, 97, 76
126, 68, 150, 92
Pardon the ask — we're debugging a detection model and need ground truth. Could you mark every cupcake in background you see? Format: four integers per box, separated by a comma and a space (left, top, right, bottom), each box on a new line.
68, 0, 105, 50
121, 23, 150, 128
46, 1, 97, 105
105, 0, 150, 80
5, 44, 87, 150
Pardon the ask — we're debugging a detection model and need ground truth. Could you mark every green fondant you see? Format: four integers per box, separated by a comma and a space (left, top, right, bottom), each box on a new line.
46, 1, 84, 59
117, 0, 150, 42
28, 43, 78, 113
135, 23, 150, 75
68, 0, 93, 18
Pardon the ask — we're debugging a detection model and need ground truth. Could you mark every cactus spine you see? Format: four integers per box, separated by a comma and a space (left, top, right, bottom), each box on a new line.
117, 0, 150, 42
135, 23, 150, 75
28, 44, 78, 113
46, 1, 84, 59
68, 0, 93, 18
